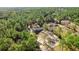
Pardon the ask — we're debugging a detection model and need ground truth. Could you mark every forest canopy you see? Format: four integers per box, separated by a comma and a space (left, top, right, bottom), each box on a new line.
0, 7, 79, 51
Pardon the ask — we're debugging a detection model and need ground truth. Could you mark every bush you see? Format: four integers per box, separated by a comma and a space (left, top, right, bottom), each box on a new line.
0, 38, 13, 51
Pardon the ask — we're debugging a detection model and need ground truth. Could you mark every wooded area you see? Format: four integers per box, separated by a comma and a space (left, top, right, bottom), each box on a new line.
0, 7, 79, 51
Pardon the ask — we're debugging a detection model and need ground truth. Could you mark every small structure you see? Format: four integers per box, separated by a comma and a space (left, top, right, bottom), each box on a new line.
28, 23, 43, 34
32, 28, 43, 34
48, 22, 58, 27
46, 23, 58, 31
60, 20, 70, 27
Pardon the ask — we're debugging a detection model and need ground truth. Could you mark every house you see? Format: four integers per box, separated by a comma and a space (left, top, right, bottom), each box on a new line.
28, 23, 43, 34
60, 20, 70, 26
47, 23, 58, 31
32, 28, 43, 34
